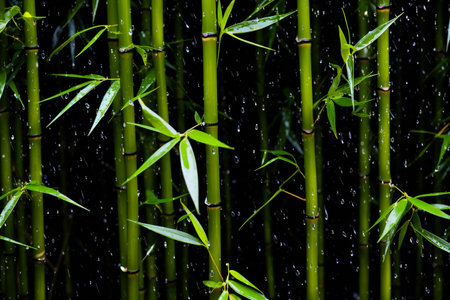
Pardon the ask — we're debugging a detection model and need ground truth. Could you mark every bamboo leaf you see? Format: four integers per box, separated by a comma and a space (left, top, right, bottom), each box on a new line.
179, 138, 199, 212
368, 201, 396, 231
92, 0, 99, 23
354, 13, 402, 51
141, 193, 188, 206
221, 0, 235, 30
436, 135, 449, 168
141, 244, 155, 262
203, 280, 224, 289
0, 70, 6, 99
338, 26, 349, 63
408, 197, 450, 220
217, 0, 223, 26
381, 225, 396, 262
121, 87, 159, 111
335, 73, 376, 95
188, 129, 234, 149
240, 189, 282, 230
122, 137, 180, 185
49, 73, 105, 80
138, 69, 156, 95
218, 290, 229, 300
346, 55, 355, 108
333, 97, 371, 107
228, 280, 268, 300
0, 187, 21, 201
411, 212, 423, 243
181, 202, 209, 248
378, 199, 408, 243
410, 223, 450, 253
63, 0, 86, 28
326, 100, 337, 138
327, 64, 342, 97
0, 6, 21, 34
129, 219, 203, 246
47, 81, 102, 128
256, 156, 297, 171
230, 270, 263, 294
397, 220, 409, 250
415, 191, 450, 198
226, 33, 275, 51
0, 235, 36, 249
194, 111, 202, 124
25, 183, 89, 211
129, 122, 163, 134
8, 81, 24, 107
88, 80, 120, 135
433, 204, 450, 210
0, 190, 23, 228
225, 11, 295, 35
76, 27, 107, 58
230, 294, 242, 300
40, 80, 94, 103
245, 0, 276, 21
138, 98, 180, 138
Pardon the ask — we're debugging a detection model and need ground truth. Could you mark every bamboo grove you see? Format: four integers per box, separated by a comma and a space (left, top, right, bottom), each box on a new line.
0, 1, 449, 299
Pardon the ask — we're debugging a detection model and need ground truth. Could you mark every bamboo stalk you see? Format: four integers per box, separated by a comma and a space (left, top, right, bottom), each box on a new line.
117, 0, 140, 298
23, 0, 45, 298
151, 1, 177, 298
357, 3, 371, 300
201, 2, 222, 298
107, 0, 128, 298
297, 1, 319, 299
376, 2, 392, 300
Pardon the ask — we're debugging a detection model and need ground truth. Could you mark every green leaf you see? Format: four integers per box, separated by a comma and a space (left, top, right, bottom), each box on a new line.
179, 138, 199, 212
414, 191, 450, 198
76, 27, 107, 58
345, 55, 355, 108
0, 6, 21, 34
378, 199, 408, 243
137, 69, 156, 95
129, 122, 163, 135
40, 80, 95, 103
194, 111, 202, 124
230, 294, 242, 300
25, 183, 89, 211
217, 0, 223, 26
411, 223, 450, 253
333, 97, 370, 107
218, 290, 229, 300
89, 80, 120, 135
228, 280, 268, 300
135, 45, 151, 66
327, 64, 342, 97
203, 280, 224, 289
0, 70, 6, 99
326, 100, 337, 138
142, 244, 155, 262
49, 73, 105, 80
256, 156, 297, 171
221, 0, 235, 30
225, 11, 295, 35
354, 13, 403, 51
226, 33, 275, 51
368, 201, 396, 231
47, 81, 102, 128
188, 129, 234, 149
129, 219, 203, 246
121, 87, 159, 111
8, 81, 24, 107
122, 137, 180, 185
138, 98, 179, 138
240, 189, 282, 230
230, 270, 263, 294
141, 193, 188, 206
0, 187, 21, 201
335, 73, 376, 96
92, 0, 99, 23
0, 190, 23, 228
433, 204, 450, 210
436, 135, 449, 168
397, 220, 409, 250
338, 26, 349, 63
181, 202, 209, 248
409, 197, 450, 220
0, 235, 36, 249
245, 0, 276, 21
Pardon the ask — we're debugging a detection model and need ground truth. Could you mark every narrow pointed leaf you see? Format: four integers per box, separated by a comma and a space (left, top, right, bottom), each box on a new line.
179, 138, 199, 212
40, 80, 95, 103
245, 0, 276, 21
230, 270, 263, 294
218, 290, 229, 300
409, 197, 450, 220
378, 199, 408, 243
138, 98, 179, 138
436, 135, 449, 168
335, 73, 376, 95
92, 0, 99, 23
25, 183, 89, 211
228, 280, 268, 300
256, 156, 297, 171
203, 280, 224, 289
194, 111, 202, 124
76, 27, 107, 58
354, 13, 402, 50
50, 73, 105, 80
333, 97, 371, 107
0, 235, 36, 249
397, 220, 409, 250
368, 201, 396, 231
221, 0, 235, 30
346, 55, 355, 108
141, 244, 155, 262
181, 202, 209, 248
0, 70, 6, 99
225, 11, 295, 35
129, 219, 203, 246
142, 193, 189, 206
137, 68, 156, 95
121, 87, 159, 111
226, 33, 275, 51
217, 0, 223, 26
230, 294, 242, 300
0, 6, 21, 34
188, 129, 234, 149
240, 189, 282, 230
47, 81, 101, 127
0, 190, 23, 228
433, 204, 450, 210
89, 80, 120, 135
0, 187, 21, 201
381, 225, 396, 262
338, 26, 349, 63
8, 81, 24, 107
122, 137, 180, 185
327, 64, 342, 97
128, 122, 163, 135
411, 223, 450, 253
326, 100, 337, 138
415, 191, 450, 198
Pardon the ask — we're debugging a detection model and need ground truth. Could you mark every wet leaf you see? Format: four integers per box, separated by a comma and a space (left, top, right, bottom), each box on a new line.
256, 156, 297, 171
415, 191, 450, 198
141, 193, 188, 206
123, 137, 180, 185
188, 129, 234, 149
346, 55, 355, 108
141, 244, 155, 262
49, 73, 105, 80
25, 183, 89, 211
245, 0, 276, 21
338, 26, 349, 63
240, 189, 282, 230
221, 0, 235, 30
40, 80, 94, 103
228, 280, 267, 300
89, 80, 120, 135
230, 294, 242, 300
0, 187, 21, 202
218, 290, 229, 300
326, 100, 337, 138
138, 99, 179, 138
225, 11, 295, 35
47, 81, 102, 128
8, 81, 24, 107
226, 33, 274, 51
0, 6, 21, 33
122, 87, 159, 110
397, 220, 409, 250
203, 280, 224, 289
368, 201, 396, 231
378, 199, 408, 243
0, 190, 23, 228
381, 225, 396, 262
179, 138, 199, 212
230, 270, 263, 294
327, 64, 342, 97
138, 69, 156, 95
92, 0, 99, 23
76, 27, 107, 58
335, 73, 376, 96
354, 13, 402, 51
432, 204, 450, 210
129, 122, 163, 135
194, 111, 202, 124
435, 135, 449, 168
411, 223, 450, 253
0, 70, 6, 99
408, 197, 450, 220
129, 219, 203, 246
0, 235, 36, 249
217, 0, 223, 26
333, 97, 370, 107
181, 202, 208, 248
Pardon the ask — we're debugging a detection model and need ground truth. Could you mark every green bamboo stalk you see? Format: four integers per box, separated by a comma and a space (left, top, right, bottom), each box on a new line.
23, 0, 45, 298
107, 0, 128, 298
297, 1, 319, 299
357, 3, 371, 300
117, 0, 140, 299
376, 2, 392, 300
255, 29, 275, 299
151, 1, 177, 298
201, 2, 222, 298
432, 1, 444, 299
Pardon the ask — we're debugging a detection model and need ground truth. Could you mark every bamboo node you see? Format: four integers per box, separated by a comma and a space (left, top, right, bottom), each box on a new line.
379, 179, 391, 185
301, 128, 315, 135
119, 265, 127, 273
27, 133, 43, 140
0, 108, 9, 115
201, 32, 218, 38
114, 185, 126, 191
203, 122, 219, 127
24, 45, 40, 51
305, 212, 319, 220
206, 201, 222, 208
356, 56, 371, 61
127, 268, 140, 275
376, 4, 391, 11
377, 86, 390, 93
34, 251, 46, 261
152, 47, 165, 53
296, 38, 312, 45
118, 46, 135, 54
